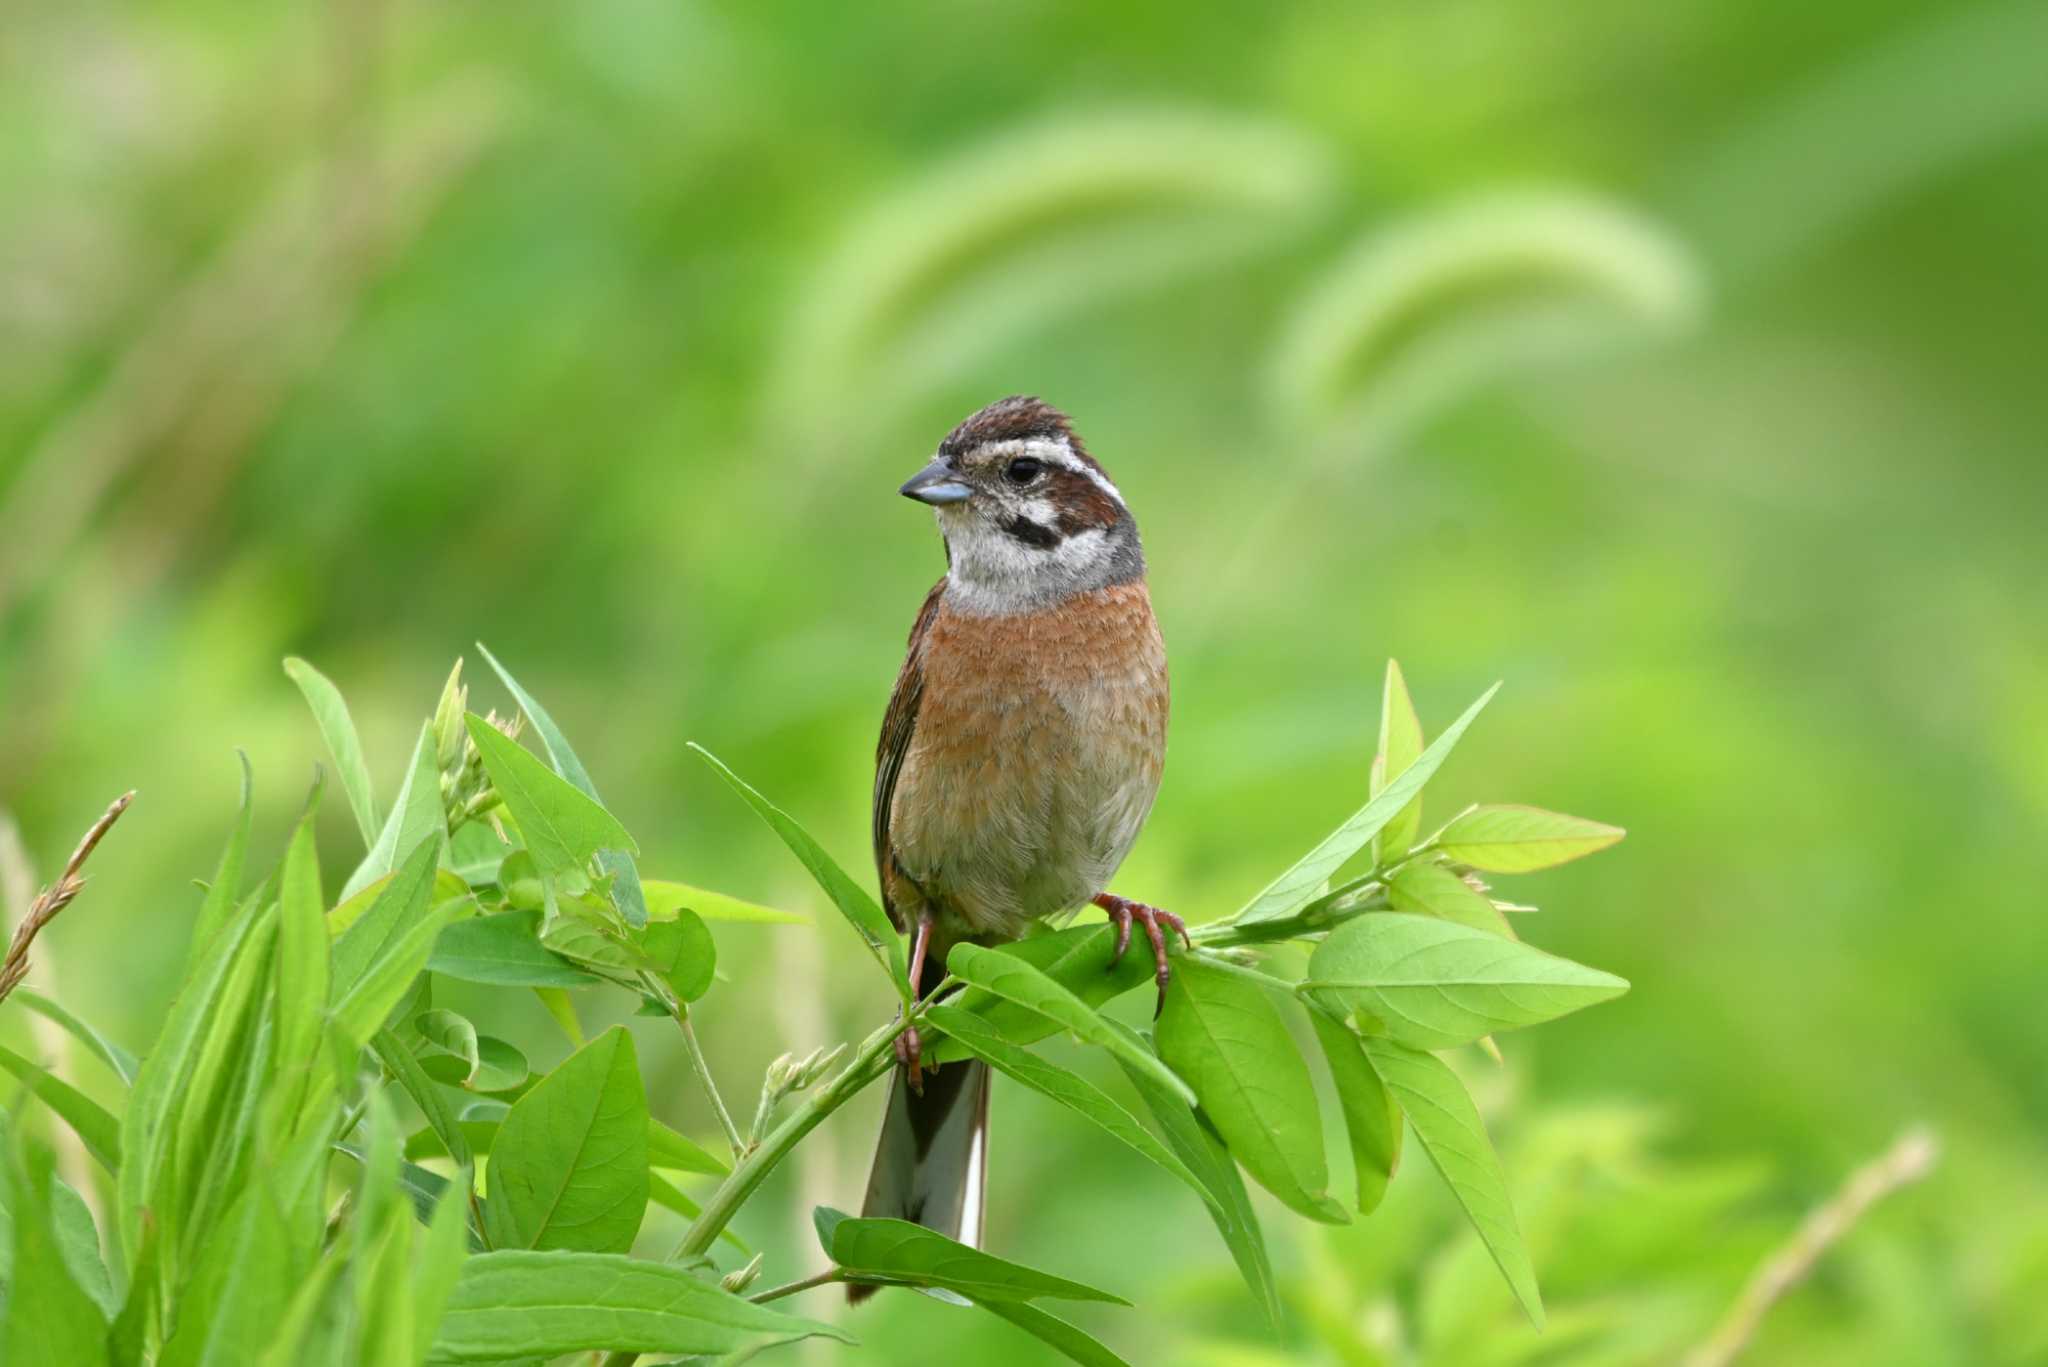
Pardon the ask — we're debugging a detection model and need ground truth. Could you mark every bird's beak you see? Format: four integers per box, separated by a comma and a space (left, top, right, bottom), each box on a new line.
899, 458, 973, 506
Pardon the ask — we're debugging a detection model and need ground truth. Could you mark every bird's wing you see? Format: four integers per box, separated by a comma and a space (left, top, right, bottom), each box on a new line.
874, 577, 946, 932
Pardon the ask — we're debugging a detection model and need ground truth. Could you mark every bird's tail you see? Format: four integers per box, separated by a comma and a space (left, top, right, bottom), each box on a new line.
846, 1051, 990, 1304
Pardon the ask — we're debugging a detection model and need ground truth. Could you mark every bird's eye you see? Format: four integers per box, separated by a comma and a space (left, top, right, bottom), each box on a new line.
1004, 458, 1044, 485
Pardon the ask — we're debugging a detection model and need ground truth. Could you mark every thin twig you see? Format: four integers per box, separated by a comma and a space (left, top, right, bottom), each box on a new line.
0, 792, 134, 1005
1684, 1126, 1940, 1367
748, 1268, 843, 1305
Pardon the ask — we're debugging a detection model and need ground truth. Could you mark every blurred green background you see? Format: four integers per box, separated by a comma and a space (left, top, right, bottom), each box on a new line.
4, 0, 2045, 1362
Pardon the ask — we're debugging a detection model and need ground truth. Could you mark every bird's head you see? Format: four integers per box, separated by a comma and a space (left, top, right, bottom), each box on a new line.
898, 396, 1144, 613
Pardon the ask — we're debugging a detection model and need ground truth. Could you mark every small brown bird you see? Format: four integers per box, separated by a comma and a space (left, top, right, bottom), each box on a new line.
852, 396, 1181, 1291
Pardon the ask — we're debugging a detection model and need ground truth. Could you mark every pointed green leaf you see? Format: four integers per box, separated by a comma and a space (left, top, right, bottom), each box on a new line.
477, 644, 650, 928
1436, 804, 1625, 872
820, 1210, 1127, 1304
649, 1119, 729, 1176
191, 753, 254, 949
1360, 1037, 1542, 1326
1237, 683, 1498, 924
636, 909, 716, 1003
0, 1045, 121, 1172
944, 942, 1192, 1104
1106, 1021, 1279, 1325
374, 1029, 474, 1177
976, 1297, 1133, 1367
158, 1180, 297, 1367
48, 1173, 114, 1316
928, 924, 1155, 1065
1303, 913, 1628, 1050
926, 1004, 1207, 1201
1307, 1009, 1402, 1214
1154, 956, 1345, 1223
342, 722, 448, 901
10, 989, 138, 1086
432, 1250, 847, 1360
332, 837, 442, 996
4, 1148, 111, 1366
428, 910, 604, 988
642, 879, 808, 925
490, 1026, 649, 1253
283, 657, 380, 847
533, 987, 584, 1045
465, 715, 637, 879
331, 872, 466, 1054
412, 1178, 473, 1362
1388, 862, 1517, 938
1372, 660, 1426, 865
690, 743, 910, 1002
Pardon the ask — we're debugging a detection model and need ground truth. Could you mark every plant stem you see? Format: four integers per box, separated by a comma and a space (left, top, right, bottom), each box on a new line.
749, 1268, 843, 1304
602, 1018, 903, 1367
646, 972, 746, 1157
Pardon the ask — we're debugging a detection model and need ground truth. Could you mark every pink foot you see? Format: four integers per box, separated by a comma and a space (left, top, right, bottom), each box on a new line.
1093, 893, 1192, 1014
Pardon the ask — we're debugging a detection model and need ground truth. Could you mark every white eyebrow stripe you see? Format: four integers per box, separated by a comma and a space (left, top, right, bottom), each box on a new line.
964, 436, 1126, 507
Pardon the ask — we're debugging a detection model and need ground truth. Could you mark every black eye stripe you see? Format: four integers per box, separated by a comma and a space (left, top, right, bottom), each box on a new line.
1000, 516, 1061, 550
1003, 457, 1044, 485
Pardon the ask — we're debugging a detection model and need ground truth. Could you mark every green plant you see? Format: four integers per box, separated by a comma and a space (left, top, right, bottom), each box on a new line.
0, 653, 1626, 1363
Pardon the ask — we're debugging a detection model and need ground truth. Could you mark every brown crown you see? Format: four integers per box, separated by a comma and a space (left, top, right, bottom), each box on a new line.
938, 396, 1104, 474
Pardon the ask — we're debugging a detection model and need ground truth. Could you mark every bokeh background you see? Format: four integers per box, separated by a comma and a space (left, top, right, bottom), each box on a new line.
4, 1, 2046, 1362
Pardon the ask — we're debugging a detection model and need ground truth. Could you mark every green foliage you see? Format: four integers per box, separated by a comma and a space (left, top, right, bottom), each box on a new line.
0, 654, 1628, 1363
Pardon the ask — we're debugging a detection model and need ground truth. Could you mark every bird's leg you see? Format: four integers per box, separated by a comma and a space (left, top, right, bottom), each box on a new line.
894, 912, 936, 1091
1093, 893, 1192, 1015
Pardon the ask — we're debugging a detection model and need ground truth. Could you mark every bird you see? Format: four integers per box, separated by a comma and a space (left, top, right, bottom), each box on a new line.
851, 395, 1180, 1297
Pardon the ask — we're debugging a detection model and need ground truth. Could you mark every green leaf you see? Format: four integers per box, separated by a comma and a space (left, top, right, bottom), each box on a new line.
275, 811, 331, 1079
1237, 683, 1498, 924
342, 722, 448, 901
416, 1008, 482, 1083
427, 910, 605, 988
944, 942, 1193, 1104
1154, 957, 1345, 1224
689, 743, 910, 1003
926, 1004, 1208, 1203
1360, 1037, 1543, 1326
158, 1181, 297, 1367
465, 714, 637, 878
412, 1178, 473, 1363
477, 643, 650, 929
1371, 660, 1427, 866
533, 987, 583, 1046
1436, 804, 1625, 873
283, 656, 380, 847
636, 909, 716, 1003
1388, 862, 1517, 938
642, 879, 808, 925
929, 925, 1155, 1065
420, 1035, 531, 1095
8, 989, 137, 1085
975, 1297, 1134, 1367
819, 1210, 1127, 1304
489, 1026, 649, 1253
1302, 913, 1628, 1051
332, 860, 467, 1054
191, 753, 254, 949
0, 1045, 121, 1172
1307, 1009, 1402, 1214
50, 1174, 116, 1316
374, 1029, 474, 1174
332, 837, 443, 996
431, 1249, 847, 1361
1105, 1021, 1279, 1325
4, 1148, 110, 1366
649, 1119, 729, 1176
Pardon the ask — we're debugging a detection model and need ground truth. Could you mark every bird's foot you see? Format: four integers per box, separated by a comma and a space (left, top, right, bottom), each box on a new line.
893, 1019, 924, 1093
1093, 893, 1192, 1015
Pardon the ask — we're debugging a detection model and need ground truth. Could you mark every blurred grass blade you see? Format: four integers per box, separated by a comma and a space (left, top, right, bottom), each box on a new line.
4, 1147, 111, 1365
192, 754, 254, 949
649, 1119, 729, 1176
1237, 683, 1498, 925
975, 1297, 1133, 1367
1361, 1037, 1543, 1327
275, 809, 330, 1087
158, 1182, 295, 1367
1303, 913, 1628, 1051
927, 1004, 1207, 1202
10, 989, 138, 1085
1307, 1009, 1402, 1214
1372, 660, 1426, 866
1154, 957, 1345, 1224
945, 943, 1191, 1104
642, 879, 808, 926
488, 1026, 649, 1254
819, 1209, 1128, 1304
431, 1250, 849, 1361
477, 644, 649, 928
1435, 804, 1625, 873
343, 723, 448, 901
690, 743, 910, 1004
283, 657, 380, 847
0, 1045, 121, 1171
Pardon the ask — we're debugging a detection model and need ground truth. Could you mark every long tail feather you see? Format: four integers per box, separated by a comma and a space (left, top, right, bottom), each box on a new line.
847, 1055, 990, 1303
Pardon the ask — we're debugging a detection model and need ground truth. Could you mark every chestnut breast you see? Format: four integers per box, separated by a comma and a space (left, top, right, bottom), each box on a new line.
888, 582, 1168, 938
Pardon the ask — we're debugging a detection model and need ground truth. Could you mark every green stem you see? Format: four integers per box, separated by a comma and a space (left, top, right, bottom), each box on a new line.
647, 972, 746, 1158
749, 1268, 843, 1304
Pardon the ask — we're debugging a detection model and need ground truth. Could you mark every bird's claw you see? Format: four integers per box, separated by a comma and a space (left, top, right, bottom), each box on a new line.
1093, 893, 1190, 1016
894, 1021, 924, 1093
